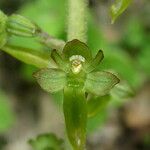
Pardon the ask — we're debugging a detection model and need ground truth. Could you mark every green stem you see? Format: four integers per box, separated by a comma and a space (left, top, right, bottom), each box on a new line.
67, 0, 88, 43
38, 31, 66, 51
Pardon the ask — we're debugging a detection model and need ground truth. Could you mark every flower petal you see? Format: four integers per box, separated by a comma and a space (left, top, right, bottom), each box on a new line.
85, 71, 120, 96
33, 68, 66, 93
51, 49, 69, 72
84, 50, 104, 73
63, 39, 92, 62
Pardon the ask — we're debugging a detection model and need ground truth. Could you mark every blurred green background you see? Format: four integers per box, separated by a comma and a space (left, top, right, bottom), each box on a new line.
0, 0, 149, 150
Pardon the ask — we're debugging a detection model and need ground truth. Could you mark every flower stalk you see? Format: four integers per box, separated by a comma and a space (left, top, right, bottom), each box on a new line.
38, 31, 66, 51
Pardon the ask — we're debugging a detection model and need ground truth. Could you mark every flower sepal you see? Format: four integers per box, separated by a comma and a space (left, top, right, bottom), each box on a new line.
85, 71, 120, 96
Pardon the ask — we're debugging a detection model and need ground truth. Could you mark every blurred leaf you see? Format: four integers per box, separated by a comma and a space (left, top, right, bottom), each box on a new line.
0, 32, 7, 49
1, 44, 56, 68
137, 45, 150, 76
87, 13, 106, 55
29, 133, 64, 150
20, 64, 37, 82
9, 35, 43, 50
0, 10, 8, 48
87, 109, 107, 134
122, 17, 146, 49
0, 10, 7, 33
0, 90, 15, 133
143, 133, 150, 148
87, 94, 110, 118
0, 137, 6, 150
110, 0, 133, 23
19, 0, 66, 38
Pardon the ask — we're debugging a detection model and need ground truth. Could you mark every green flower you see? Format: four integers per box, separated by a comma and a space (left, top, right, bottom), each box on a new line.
34, 39, 119, 95
34, 39, 119, 150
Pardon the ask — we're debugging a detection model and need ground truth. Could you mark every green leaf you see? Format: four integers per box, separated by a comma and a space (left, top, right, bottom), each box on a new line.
1, 44, 56, 68
34, 68, 66, 93
63, 39, 92, 62
84, 50, 104, 73
63, 87, 87, 150
85, 71, 119, 96
110, 0, 132, 23
29, 133, 64, 150
87, 94, 110, 118
0, 90, 15, 133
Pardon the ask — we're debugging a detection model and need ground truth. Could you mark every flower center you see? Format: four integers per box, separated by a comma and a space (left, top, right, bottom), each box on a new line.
69, 55, 85, 74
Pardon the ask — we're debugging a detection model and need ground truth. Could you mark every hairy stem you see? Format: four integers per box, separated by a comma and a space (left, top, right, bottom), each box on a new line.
67, 0, 88, 43
38, 32, 66, 51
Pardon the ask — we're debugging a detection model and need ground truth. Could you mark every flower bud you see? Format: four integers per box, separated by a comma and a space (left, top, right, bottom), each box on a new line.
7, 14, 40, 37
0, 10, 8, 48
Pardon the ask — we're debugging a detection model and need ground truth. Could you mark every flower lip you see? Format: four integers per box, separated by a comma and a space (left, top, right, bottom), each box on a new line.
69, 55, 85, 74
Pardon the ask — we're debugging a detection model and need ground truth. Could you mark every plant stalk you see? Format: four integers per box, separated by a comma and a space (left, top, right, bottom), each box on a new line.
67, 0, 88, 43
38, 31, 66, 51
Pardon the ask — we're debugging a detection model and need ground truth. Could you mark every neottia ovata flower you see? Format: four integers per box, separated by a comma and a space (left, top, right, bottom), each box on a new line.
34, 39, 120, 150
